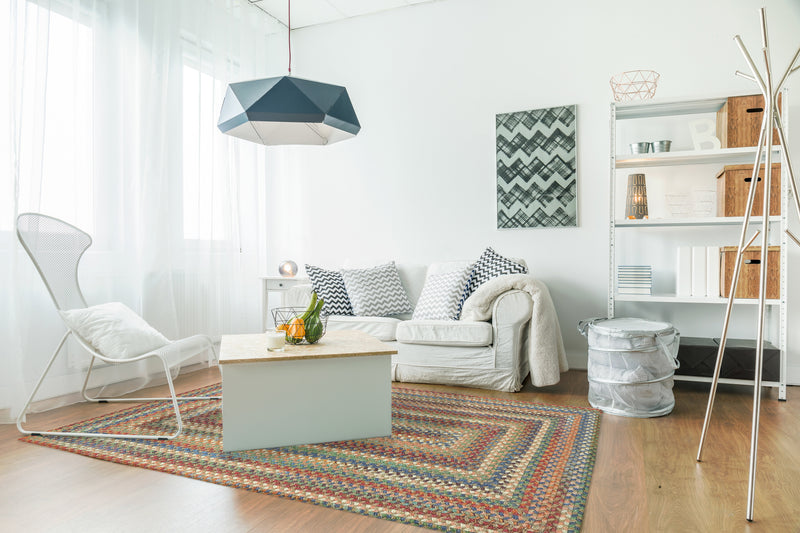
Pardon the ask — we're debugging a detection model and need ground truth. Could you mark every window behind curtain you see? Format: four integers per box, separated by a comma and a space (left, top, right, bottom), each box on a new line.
3, 2, 94, 232
1, 6, 11, 227
182, 63, 229, 242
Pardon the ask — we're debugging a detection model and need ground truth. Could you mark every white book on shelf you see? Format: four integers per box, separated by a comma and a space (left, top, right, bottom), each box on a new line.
676, 246, 692, 297
618, 288, 652, 295
691, 246, 707, 297
706, 246, 721, 298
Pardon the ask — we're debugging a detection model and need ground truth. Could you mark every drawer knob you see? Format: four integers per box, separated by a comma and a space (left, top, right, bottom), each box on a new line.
745, 259, 761, 265
743, 177, 762, 183
746, 107, 764, 113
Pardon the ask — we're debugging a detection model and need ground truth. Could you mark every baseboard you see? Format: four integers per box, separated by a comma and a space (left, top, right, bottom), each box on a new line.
787, 364, 800, 386
565, 347, 587, 371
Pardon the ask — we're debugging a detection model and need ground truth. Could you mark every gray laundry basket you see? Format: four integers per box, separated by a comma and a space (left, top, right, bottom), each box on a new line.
578, 317, 680, 417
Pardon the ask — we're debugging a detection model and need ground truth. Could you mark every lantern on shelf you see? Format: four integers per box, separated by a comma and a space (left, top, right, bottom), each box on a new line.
625, 173, 649, 220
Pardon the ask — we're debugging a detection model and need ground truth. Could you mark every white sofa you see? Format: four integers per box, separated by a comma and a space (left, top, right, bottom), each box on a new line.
285, 260, 567, 392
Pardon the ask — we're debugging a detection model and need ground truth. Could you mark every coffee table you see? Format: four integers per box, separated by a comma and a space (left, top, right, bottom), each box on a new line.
219, 329, 397, 452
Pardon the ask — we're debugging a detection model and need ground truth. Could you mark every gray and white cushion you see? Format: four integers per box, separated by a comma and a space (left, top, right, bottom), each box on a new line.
341, 261, 413, 317
305, 264, 354, 316
455, 247, 528, 318
412, 268, 471, 320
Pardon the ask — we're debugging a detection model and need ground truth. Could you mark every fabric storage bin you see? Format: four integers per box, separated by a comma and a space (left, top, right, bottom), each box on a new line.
579, 317, 680, 418
676, 336, 780, 382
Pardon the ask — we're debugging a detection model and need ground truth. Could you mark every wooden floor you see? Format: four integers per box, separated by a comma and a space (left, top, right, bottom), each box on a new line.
1, 368, 798, 532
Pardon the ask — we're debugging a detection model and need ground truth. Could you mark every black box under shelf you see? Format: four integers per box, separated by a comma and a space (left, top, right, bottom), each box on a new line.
676, 337, 780, 382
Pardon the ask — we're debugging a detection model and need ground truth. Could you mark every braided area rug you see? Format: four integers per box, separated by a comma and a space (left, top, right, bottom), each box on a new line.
22, 384, 600, 532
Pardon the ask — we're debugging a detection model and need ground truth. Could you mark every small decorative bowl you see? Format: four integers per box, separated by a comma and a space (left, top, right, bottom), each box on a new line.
630, 142, 651, 154
652, 140, 672, 152
272, 307, 327, 345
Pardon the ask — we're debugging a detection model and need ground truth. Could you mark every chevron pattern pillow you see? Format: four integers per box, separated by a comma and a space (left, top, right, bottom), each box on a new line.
455, 248, 528, 319
305, 264, 354, 316
341, 262, 413, 317
412, 268, 471, 320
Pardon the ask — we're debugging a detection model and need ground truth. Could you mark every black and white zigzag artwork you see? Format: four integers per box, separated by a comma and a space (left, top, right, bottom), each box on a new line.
496, 105, 577, 228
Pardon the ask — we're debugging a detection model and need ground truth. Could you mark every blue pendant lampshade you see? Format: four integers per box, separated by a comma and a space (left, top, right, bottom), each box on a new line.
217, 76, 361, 146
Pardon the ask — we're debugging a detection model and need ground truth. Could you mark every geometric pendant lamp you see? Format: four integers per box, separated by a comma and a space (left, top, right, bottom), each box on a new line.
217, 75, 361, 146
217, 0, 360, 146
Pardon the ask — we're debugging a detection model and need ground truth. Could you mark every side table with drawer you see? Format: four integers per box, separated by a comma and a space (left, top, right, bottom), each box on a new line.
260, 276, 309, 331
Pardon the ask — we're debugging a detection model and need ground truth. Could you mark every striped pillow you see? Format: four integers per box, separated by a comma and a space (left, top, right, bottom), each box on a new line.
455, 248, 528, 318
412, 268, 471, 321
305, 264, 354, 316
341, 262, 413, 317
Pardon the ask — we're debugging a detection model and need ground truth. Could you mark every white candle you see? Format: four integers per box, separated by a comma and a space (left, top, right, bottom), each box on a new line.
265, 331, 285, 351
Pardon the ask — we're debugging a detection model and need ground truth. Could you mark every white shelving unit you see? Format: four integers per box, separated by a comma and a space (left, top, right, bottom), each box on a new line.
614, 215, 780, 227
615, 294, 781, 306
616, 146, 782, 168
609, 94, 788, 400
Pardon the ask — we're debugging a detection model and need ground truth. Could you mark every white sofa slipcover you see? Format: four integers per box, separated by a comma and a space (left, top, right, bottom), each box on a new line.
396, 320, 493, 346
285, 260, 567, 392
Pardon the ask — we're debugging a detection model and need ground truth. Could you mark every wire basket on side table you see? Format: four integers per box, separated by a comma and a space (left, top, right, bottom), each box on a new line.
272, 306, 328, 344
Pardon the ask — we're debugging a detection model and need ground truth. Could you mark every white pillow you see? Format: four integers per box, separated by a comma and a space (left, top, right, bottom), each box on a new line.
60, 302, 170, 359
412, 268, 471, 320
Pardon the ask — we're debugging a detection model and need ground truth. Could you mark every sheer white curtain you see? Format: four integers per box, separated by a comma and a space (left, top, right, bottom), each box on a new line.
1, 0, 277, 422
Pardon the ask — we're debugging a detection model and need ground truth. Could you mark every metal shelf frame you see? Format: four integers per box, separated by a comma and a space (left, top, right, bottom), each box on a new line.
616, 145, 782, 168
614, 216, 781, 227
615, 293, 781, 305
609, 94, 788, 400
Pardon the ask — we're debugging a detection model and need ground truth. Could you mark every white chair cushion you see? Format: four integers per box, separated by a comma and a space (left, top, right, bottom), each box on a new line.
60, 302, 170, 359
396, 320, 493, 347
325, 315, 403, 342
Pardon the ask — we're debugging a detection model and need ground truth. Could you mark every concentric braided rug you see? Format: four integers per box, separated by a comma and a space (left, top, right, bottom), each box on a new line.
22, 384, 600, 532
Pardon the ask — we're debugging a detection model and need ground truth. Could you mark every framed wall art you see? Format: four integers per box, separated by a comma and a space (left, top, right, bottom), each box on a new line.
496, 104, 577, 228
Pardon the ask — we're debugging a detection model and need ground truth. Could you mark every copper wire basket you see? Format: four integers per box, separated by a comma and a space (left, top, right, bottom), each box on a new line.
610, 70, 660, 102
271, 307, 328, 345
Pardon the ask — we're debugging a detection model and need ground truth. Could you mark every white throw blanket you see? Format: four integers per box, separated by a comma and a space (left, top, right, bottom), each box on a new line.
459, 274, 569, 387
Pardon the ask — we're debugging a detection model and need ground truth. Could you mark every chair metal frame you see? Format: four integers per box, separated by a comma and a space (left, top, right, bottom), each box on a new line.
16, 212, 221, 441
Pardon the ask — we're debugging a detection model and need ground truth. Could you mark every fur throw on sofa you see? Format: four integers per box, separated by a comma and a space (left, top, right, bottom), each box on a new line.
459, 274, 568, 387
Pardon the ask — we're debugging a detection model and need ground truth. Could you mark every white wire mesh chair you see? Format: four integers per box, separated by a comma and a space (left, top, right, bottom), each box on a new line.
16, 212, 220, 440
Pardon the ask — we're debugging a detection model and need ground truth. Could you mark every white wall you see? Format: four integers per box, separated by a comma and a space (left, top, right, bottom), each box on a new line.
262, 0, 800, 381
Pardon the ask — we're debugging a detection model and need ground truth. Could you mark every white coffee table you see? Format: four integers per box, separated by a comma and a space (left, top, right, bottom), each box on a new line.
219, 329, 396, 452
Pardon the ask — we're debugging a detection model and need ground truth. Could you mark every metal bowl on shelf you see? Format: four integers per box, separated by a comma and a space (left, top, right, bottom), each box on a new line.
630, 142, 651, 154
652, 140, 672, 152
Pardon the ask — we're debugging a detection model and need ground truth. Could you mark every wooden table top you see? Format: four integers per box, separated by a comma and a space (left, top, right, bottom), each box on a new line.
219, 330, 397, 365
